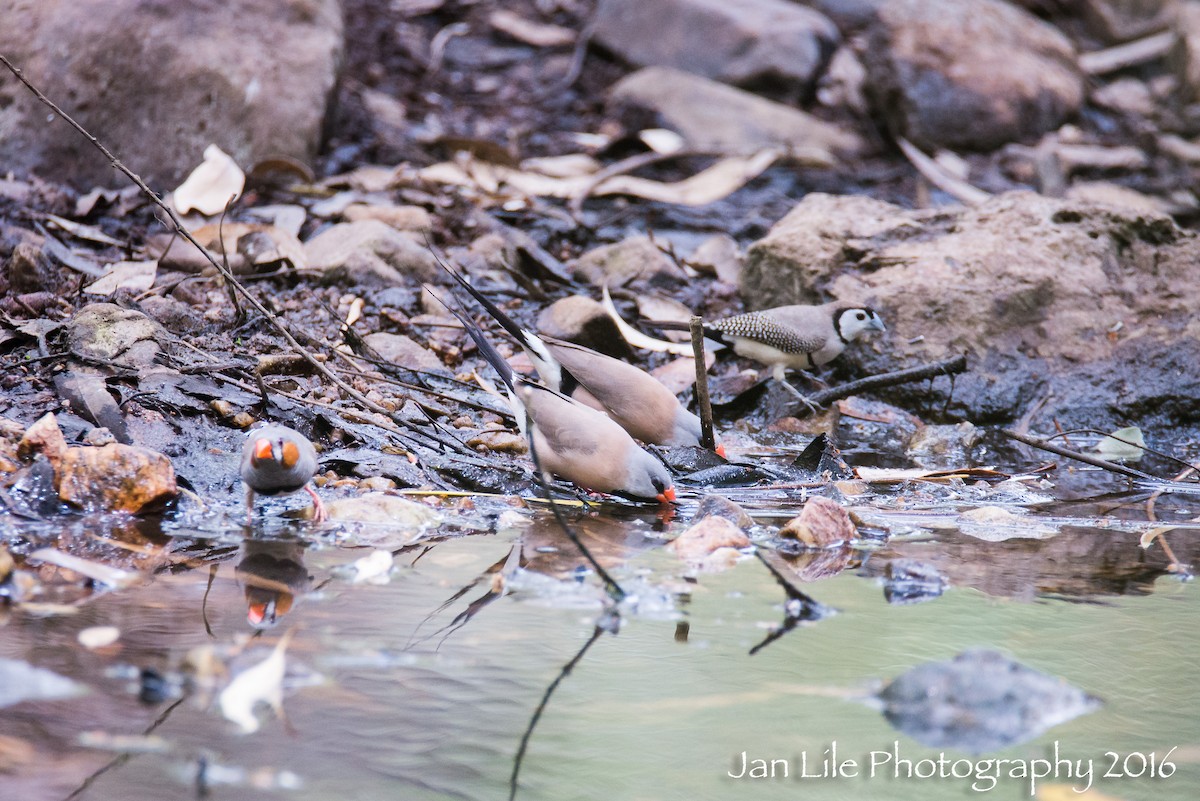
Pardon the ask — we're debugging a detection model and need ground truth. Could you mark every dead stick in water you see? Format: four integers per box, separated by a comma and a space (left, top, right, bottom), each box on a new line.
1001, 429, 1157, 481
796, 353, 968, 415
690, 316, 716, 452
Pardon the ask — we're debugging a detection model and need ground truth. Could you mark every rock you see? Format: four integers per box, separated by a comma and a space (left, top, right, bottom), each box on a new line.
668, 515, 751, 561
1064, 181, 1167, 215
17, 413, 68, 470
1081, 0, 1178, 43
466, 430, 527, 454
882, 559, 948, 605
594, 0, 839, 90
877, 650, 1101, 753
305, 220, 439, 287
342, 203, 433, 232
905, 422, 980, 469
779, 496, 857, 547
691, 494, 754, 530
138, 295, 206, 335
3, 242, 50, 294
57, 443, 178, 513
0, 0, 343, 188
1173, 1, 1200, 103
67, 303, 164, 368
571, 235, 680, 287
807, 0, 886, 31
536, 295, 631, 358
324, 492, 443, 529
741, 191, 1200, 430
609, 67, 861, 158
363, 332, 446, 372
861, 0, 1083, 150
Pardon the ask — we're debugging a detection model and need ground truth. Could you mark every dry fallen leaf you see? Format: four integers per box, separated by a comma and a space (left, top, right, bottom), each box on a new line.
489, 9, 576, 47
420, 148, 780, 208
173, 144, 246, 216
84, 260, 158, 295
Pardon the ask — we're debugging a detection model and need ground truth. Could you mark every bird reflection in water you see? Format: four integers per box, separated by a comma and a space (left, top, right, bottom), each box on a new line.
235, 539, 313, 628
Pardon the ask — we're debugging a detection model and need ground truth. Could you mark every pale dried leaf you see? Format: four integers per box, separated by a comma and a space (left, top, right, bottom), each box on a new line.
601, 285, 693, 355
43, 213, 124, 246
595, 149, 781, 206
489, 9, 575, 47
519, 153, 601, 178
1095, 426, 1145, 462
639, 128, 686, 155
173, 144, 246, 216
84, 260, 158, 295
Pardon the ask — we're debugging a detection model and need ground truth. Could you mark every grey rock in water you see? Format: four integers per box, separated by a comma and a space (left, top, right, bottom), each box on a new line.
877, 650, 1101, 753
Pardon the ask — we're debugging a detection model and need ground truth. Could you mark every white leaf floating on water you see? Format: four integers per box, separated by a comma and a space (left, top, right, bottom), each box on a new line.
173, 144, 246, 216
0, 658, 88, 709
1095, 426, 1146, 462
349, 549, 394, 585
77, 626, 121, 650
218, 630, 294, 734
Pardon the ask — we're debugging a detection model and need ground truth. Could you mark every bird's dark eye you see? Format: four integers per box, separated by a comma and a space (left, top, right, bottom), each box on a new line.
652, 478, 665, 493
856, 311, 867, 321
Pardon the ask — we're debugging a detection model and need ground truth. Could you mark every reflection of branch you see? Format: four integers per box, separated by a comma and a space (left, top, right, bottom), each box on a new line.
749, 551, 834, 655
509, 622, 611, 801
796, 353, 968, 416
65, 696, 187, 800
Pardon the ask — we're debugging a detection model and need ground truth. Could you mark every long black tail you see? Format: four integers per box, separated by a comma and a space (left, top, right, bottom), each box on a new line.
645, 319, 731, 348
434, 291, 517, 393
431, 251, 541, 353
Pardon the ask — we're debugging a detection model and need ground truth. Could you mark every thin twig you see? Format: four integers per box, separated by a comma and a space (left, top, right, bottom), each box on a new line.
1000, 429, 1158, 481
794, 353, 968, 416
689, 316, 716, 452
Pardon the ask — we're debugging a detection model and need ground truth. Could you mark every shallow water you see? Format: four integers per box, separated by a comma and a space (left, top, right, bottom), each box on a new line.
2, 472, 1199, 801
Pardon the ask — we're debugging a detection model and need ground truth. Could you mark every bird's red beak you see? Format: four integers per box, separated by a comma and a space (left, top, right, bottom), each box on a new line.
715, 443, 726, 458
656, 486, 676, 504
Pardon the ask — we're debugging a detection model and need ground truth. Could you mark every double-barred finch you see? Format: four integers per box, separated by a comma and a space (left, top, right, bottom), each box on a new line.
240, 424, 327, 523
706, 302, 886, 381
442, 294, 676, 504
439, 262, 719, 454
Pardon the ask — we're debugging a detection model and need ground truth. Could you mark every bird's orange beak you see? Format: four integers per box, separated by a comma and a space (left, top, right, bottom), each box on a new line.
656, 486, 676, 504
247, 600, 272, 626
253, 438, 274, 462
715, 443, 726, 458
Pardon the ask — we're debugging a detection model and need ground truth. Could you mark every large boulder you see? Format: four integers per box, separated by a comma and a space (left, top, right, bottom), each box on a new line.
861, 0, 1083, 150
742, 191, 1200, 430
0, 0, 344, 188
594, 0, 839, 91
